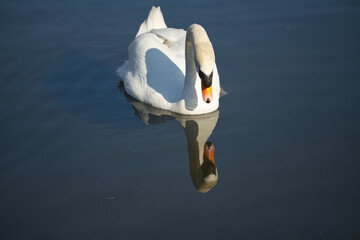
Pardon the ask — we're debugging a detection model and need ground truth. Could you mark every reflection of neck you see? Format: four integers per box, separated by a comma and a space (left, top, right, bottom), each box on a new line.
184, 120, 202, 177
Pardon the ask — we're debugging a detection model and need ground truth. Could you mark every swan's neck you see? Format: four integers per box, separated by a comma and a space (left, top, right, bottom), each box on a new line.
182, 31, 200, 110
182, 24, 215, 111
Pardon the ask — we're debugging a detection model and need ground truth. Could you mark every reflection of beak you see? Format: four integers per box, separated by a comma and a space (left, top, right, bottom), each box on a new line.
204, 142, 215, 165
201, 81, 213, 104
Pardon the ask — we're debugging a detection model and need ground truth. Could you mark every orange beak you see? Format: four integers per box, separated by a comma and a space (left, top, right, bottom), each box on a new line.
204, 143, 215, 165
201, 81, 213, 103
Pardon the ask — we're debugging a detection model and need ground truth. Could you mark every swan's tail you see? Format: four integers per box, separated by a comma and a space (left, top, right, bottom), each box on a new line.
135, 6, 167, 37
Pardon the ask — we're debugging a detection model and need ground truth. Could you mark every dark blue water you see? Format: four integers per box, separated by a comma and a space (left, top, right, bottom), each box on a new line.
1, 0, 360, 239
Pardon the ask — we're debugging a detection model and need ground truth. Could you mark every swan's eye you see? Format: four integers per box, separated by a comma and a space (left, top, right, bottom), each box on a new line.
199, 70, 213, 88
206, 142, 213, 149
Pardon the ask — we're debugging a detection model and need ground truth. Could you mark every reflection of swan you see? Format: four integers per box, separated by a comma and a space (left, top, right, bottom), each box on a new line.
117, 6, 221, 115
120, 85, 219, 193
180, 112, 219, 193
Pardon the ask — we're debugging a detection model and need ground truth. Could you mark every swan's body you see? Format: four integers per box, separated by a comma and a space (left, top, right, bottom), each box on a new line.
118, 6, 220, 115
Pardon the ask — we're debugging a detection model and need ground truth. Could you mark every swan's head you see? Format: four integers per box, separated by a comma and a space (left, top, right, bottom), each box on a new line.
187, 24, 216, 104
199, 69, 213, 103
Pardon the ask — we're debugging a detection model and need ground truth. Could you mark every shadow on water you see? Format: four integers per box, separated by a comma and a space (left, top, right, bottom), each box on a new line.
119, 83, 219, 193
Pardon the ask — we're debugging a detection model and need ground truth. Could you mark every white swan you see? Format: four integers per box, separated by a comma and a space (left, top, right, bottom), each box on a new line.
118, 6, 221, 115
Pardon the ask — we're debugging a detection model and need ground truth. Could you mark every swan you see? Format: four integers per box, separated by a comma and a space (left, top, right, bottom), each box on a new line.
118, 6, 221, 115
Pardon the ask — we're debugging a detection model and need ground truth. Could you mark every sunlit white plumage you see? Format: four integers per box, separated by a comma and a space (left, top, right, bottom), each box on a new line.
118, 6, 220, 115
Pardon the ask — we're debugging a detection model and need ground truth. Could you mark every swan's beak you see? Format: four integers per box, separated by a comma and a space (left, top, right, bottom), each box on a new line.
204, 142, 215, 165
199, 70, 213, 103
201, 82, 213, 103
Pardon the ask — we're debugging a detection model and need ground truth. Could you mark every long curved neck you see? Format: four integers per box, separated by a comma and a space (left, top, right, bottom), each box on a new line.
182, 24, 215, 111
182, 29, 200, 111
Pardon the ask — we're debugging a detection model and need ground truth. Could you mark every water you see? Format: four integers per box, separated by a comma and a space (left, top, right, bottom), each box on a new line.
1, 0, 360, 239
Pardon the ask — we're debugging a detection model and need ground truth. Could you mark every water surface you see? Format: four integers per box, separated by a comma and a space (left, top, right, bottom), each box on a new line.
1, 0, 360, 239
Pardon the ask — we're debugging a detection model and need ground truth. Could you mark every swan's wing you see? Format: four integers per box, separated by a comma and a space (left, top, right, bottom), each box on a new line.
122, 31, 186, 106
121, 5, 188, 109
150, 28, 186, 47
136, 6, 167, 37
